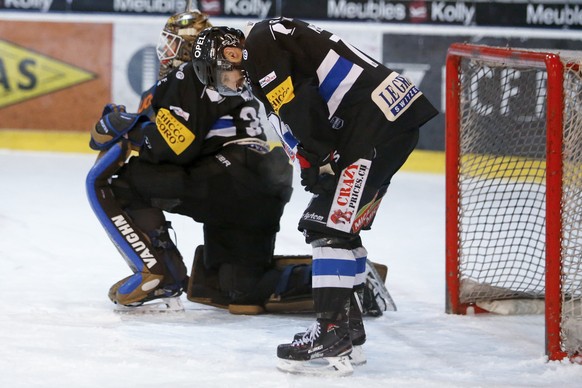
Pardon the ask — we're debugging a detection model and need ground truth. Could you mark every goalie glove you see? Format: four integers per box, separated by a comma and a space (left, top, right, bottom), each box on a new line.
90, 110, 149, 151
296, 147, 338, 194
101, 103, 127, 116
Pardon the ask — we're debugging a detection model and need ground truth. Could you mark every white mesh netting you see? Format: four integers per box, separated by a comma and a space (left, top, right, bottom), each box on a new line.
454, 49, 582, 355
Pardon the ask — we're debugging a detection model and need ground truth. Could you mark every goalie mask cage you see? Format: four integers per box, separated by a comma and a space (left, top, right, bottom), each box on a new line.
445, 43, 582, 361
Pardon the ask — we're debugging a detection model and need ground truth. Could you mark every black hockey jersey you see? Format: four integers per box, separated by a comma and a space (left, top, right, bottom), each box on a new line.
242, 18, 438, 170
138, 62, 265, 165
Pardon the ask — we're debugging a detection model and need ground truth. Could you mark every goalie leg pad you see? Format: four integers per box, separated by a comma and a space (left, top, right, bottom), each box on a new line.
187, 245, 228, 309
86, 143, 165, 276
363, 259, 397, 316
265, 264, 314, 314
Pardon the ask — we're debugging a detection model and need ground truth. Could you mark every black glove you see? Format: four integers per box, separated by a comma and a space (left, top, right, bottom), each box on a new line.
101, 103, 126, 116
296, 147, 338, 194
90, 111, 147, 151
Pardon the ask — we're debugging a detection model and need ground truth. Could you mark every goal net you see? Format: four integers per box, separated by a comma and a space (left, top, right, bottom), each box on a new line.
445, 43, 582, 361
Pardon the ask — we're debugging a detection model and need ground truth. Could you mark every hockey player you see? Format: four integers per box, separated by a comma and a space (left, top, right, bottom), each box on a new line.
192, 19, 438, 375
86, 14, 293, 313
137, 8, 213, 119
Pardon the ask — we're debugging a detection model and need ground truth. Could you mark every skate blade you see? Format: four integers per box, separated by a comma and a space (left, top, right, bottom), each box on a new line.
113, 297, 185, 314
348, 345, 366, 366
277, 355, 354, 376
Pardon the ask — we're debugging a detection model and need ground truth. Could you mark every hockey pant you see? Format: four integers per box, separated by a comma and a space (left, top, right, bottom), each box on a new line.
298, 127, 419, 317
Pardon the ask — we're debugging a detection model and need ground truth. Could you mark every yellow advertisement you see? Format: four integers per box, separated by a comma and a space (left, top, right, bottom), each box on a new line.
155, 108, 195, 155
0, 40, 95, 109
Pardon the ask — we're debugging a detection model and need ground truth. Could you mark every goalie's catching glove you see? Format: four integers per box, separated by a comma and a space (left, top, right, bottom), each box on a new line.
90, 110, 149, 151
101, 103, 127, 116
296, 147, 338, 194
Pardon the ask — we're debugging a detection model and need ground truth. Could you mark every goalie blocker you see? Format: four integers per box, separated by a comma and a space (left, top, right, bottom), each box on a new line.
187, 245, 395, 315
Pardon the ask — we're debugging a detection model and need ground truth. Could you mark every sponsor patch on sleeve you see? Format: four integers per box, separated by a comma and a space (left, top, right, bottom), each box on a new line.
155, 108, 195, 155
259, 71, 277, 88
266, 76, 295, 114
371, 73, 422, 121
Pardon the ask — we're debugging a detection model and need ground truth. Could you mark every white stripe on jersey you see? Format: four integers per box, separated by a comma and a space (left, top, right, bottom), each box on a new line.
327, 65, 362, 118
316, 50, 363, 118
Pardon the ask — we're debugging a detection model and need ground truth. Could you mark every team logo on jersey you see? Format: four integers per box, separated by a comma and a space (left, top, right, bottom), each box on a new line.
327, 159, 371, 233
156, 108, 195, 155
372, 73, 422, 121
266, 76, 295, 114
259, 71, 277, 88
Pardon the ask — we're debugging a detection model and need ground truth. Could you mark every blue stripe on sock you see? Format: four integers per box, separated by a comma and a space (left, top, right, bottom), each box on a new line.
313, 258, 356, 277
356, 256, 366, 275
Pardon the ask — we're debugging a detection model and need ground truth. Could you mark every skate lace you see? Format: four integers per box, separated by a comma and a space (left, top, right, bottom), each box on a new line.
292, 321, 321, 347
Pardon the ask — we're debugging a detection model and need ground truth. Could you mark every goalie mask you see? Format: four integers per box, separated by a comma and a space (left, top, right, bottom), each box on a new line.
192, 27, 247, 97
156, 9, 212, 79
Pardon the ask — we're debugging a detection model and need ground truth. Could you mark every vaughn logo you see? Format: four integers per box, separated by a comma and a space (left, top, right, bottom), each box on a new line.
111, 215, 157, 269
327, 159, 371, 233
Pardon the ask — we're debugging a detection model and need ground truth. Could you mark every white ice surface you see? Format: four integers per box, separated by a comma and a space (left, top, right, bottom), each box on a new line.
1, 150, 581, 387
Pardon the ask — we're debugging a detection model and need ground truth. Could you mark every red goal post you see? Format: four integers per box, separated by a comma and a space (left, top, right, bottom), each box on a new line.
445, 43, 582, 361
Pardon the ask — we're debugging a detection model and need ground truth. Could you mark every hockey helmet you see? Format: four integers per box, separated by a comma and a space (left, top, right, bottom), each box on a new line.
192, 26, 246, 96
156, 9, 212, 78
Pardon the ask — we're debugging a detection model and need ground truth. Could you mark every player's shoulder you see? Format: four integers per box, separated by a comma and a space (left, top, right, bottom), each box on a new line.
246, 17, 304, 39
158, 62, 198, 87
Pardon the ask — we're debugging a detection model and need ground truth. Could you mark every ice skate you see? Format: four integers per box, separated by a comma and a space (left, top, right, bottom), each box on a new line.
290, 293, 367, 367
291, 325, 365, 367
277, 319, 354, 376
109, 272, 186, 314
